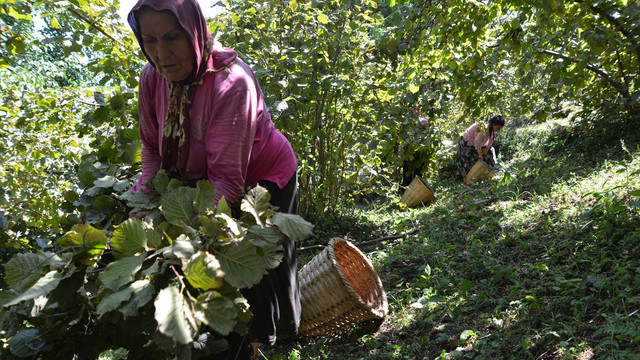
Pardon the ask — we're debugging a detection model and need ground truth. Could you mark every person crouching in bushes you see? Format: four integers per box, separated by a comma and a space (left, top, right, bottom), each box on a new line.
401, 106, 430, 187
454, 115, 505, 180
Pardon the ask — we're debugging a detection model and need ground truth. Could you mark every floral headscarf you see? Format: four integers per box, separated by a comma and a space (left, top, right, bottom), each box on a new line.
127, 0, 214, 178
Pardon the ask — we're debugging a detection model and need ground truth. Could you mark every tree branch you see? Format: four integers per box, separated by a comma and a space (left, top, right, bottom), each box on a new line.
67, 6, 125, 49
541, 49, 630, 99
577, 0, 640, 74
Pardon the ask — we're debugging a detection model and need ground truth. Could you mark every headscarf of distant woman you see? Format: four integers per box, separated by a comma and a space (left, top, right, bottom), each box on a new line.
127, 0, 217, 179
486, 115, 505, 144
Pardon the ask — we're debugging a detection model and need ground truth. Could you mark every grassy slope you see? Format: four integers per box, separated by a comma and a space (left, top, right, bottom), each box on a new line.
265, 116, 640, 360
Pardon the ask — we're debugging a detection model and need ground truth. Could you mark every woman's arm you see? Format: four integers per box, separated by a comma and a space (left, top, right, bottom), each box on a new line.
203, 65, 258, 204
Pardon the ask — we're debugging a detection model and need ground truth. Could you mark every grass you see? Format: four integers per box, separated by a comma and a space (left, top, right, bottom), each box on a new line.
261, 115, 640, 360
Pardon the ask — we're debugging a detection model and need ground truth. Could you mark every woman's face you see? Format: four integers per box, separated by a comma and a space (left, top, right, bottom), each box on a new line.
493, 124, 503, 132
137, 9, 195, 82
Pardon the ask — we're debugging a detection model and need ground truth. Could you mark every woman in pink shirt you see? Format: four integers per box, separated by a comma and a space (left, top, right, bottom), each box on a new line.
454, 115, 505, 180
127, 0, 299, 358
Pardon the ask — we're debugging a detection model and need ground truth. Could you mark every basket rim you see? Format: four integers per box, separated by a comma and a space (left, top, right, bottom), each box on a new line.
326, 238, 388, 317
464, 160, 494, 183
401, 175, 436, 207
414, 175, 435, 194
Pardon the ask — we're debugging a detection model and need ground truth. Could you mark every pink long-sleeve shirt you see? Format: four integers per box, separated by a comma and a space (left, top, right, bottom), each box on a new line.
462, 122, 495, 151
131, 52, 297, 204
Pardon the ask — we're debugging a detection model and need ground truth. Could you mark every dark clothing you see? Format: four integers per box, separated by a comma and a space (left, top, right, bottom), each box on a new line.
401, 114, 430, 187
244, 174, 300, 345
402, 159, 423, 187
217, 173, 300, 360
454, 136, 495, 179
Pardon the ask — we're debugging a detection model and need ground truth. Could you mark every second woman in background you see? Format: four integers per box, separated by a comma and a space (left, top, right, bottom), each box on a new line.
454, 115, 505, 180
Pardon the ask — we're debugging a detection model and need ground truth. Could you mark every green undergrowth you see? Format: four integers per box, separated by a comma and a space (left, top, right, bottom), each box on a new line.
263, 115, 640, 360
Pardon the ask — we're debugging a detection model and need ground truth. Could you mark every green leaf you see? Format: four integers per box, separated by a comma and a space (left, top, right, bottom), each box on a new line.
162, 187, 197, 225
8, 328, 48, 358
120, 189, 158, 210
96, 287, 135, 319
195, 180, 216, 215
5, 271, 61, 307
7, 5, 32, 20
241, 185, 271, 226
459, 329, 477, 345
193, 291, 238, 336
217, 240, 266, 289
97, 254, 144, 291
146, 228, 164, 249
109, 93, 125, 110
3, 251, 64, 292
198, 215, 224, 239
247, 224, 285, 244
94, 175, 117, 188
217, 196, 232, 217
56, 224, 107, 265
168, 237, 200, 262
459, 279, 472, 292
113, 180, 130, 192
155, 287, 198, 344
118, 279, 156, 319
0, 290, 18, 307
151, 171, 170, 192
7, 37, 26, 55
217, 213, 243, 236
185, 251, 225, 291
250, 239, 283, 269
317, 13, 329, 24
142, 259, 162, 276
270, 213, 314, 241
110, 218, 147, 257
152, 170, 183, 194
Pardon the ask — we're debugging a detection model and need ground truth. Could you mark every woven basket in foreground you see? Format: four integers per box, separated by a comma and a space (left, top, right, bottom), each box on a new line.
401, 175, 436, 208
298, 238, 388, 337
463, 160, 494, 185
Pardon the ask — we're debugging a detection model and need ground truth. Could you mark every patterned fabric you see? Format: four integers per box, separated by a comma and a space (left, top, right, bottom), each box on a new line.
454, 136, 495, 179
159, 39, 214, 177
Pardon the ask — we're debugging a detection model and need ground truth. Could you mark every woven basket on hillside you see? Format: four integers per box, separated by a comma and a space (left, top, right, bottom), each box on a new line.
298, 238, 388, 337
400, 175, 436, 208
463, 160, 494, 185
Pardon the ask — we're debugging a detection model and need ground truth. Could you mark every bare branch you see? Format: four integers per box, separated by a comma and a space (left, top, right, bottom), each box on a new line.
541, 49, 630, 99
67, 6, 125, 49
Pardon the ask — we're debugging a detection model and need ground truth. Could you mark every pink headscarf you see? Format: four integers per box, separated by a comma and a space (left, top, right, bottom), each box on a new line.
127, 0, 214, 177
127, 0, 213, 84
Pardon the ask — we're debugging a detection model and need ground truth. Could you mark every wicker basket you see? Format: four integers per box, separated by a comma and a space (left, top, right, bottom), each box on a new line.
298, 238, 388, 337
463, 160, 494, 185
400, 175, 436, 208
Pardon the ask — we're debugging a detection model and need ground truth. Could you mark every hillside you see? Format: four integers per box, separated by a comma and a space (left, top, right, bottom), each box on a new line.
265, 115, 640, 360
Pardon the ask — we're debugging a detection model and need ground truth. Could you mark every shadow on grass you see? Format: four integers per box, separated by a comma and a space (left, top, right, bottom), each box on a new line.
267, 114, 640, 360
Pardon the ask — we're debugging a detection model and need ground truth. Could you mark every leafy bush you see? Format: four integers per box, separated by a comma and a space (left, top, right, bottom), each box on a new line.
0, 171, 313, 359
